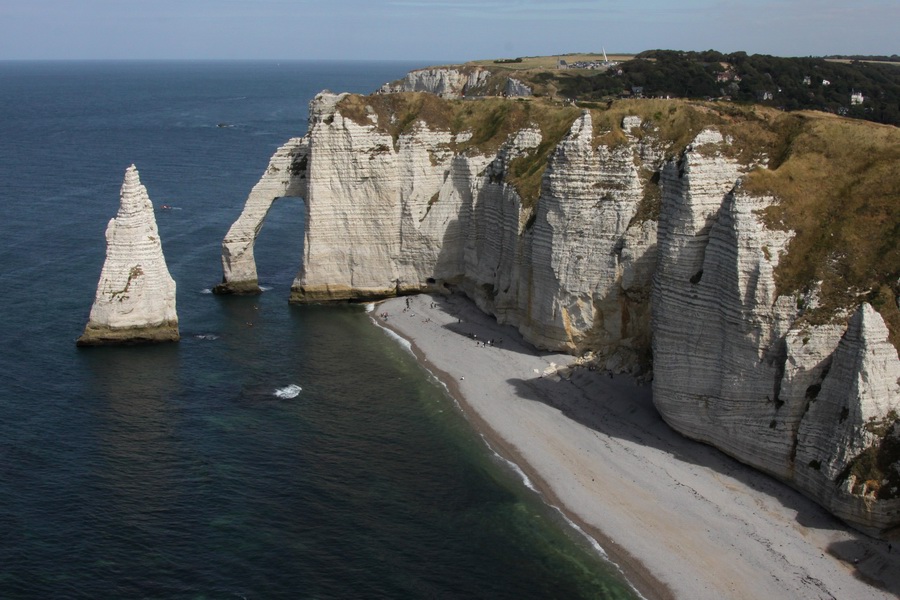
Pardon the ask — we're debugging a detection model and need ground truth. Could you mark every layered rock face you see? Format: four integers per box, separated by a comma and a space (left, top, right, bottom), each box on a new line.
650, 137, 900, 533
379, 67, 532, 98
794, 305, 900, 529
78, 165, 179, 345
277, 95, 657, 363
220, 92, 900, 533
379, 67, 491, 97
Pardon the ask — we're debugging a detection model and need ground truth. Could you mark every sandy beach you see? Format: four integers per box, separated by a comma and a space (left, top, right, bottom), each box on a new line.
375, 292, 900, 600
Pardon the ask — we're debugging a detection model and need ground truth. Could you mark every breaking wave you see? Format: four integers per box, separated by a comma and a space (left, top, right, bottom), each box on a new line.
274, 384, 302, 399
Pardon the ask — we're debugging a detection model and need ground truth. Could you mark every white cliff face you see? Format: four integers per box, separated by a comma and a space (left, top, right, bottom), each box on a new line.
78, 165, 178, 345
504, 78, 533, 97
286, 101, 658, 361
520, 113, 649, 355
793, 304, 900, 531
292, 93, 465, 301
651, 135, 900, 533
379, 67, 491, 98
379, 67, 533, 98
220, 93, 900, 533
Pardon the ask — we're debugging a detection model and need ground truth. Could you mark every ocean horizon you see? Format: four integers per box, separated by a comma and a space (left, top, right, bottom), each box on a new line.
0, 60, 638, 598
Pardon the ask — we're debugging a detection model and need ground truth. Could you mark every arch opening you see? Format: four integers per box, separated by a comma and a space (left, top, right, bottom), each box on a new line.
253, 196, 306, 293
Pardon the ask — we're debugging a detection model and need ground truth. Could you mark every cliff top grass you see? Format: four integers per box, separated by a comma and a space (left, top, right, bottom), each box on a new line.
743, 115, 900, 345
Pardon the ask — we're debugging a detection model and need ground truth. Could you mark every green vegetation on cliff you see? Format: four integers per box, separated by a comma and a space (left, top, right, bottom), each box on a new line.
841, 412, 900, 500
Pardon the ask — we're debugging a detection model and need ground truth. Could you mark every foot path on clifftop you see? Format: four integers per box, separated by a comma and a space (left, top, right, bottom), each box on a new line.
377, 293, 900, 600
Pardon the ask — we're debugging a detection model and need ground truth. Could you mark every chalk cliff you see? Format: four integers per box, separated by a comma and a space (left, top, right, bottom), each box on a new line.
219, 91, 900, 534
379, 66, 531, 98
650, 153, 900, 533
78, 165, 179, 345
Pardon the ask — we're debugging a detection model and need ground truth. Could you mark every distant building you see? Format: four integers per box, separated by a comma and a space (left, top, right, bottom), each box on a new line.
822, 79, 831, 86
557, 59, 568, 70
631, 86, 644, 98
757, 90, 774, 101
851, 90, 864, 105
803, 75, 812, 85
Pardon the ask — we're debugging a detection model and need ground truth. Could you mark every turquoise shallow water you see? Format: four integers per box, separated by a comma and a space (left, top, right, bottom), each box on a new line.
0, 61, 637, 599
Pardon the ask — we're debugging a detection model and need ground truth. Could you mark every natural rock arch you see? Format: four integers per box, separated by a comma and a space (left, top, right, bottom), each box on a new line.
214, 137, 309, 294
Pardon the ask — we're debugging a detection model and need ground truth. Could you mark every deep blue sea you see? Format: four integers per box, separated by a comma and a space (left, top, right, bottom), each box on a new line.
0, 61, 637, 599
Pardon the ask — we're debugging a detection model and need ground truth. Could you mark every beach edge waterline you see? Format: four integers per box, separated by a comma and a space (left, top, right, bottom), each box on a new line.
371, 296, 671, 600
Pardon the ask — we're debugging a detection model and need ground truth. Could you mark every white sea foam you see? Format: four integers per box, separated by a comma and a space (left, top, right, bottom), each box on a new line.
260, 285, 272, 292
201, 288, 213, 294
380, 326, 414, 355
274, 384, 302, 399
365, 302, 375, 313
481, 434, 647, 598
194, 333, 220, 340
495, 449, 537, 492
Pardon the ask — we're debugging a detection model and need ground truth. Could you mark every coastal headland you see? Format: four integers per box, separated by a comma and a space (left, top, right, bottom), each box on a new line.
377, 292, 900, 600
211, 53, 900, 595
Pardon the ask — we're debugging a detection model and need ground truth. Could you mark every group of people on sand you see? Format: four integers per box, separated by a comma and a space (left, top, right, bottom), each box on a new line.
469, 332, 500, 348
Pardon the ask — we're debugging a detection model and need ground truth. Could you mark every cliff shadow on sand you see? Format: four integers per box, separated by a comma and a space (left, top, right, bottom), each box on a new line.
426, 294, 558, 359
505, 370, 900, 595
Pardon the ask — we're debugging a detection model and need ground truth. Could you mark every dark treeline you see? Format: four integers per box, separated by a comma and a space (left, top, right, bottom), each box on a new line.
824, 55, 900, 62
533, 50, 900, 126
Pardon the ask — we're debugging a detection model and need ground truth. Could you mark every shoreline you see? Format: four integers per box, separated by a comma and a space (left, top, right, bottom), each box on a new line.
372, 292, 899, 600
375, 308, 667, 600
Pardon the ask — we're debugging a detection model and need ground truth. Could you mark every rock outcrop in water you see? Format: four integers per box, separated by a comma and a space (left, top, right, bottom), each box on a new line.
78, 165, 179, 345
219, 89, 900, 534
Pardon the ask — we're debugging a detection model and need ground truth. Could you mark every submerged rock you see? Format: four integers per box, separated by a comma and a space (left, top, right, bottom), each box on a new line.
77, 165, 179, 346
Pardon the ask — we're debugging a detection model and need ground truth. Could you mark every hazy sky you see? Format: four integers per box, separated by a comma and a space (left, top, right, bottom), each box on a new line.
1, 0, 896, 61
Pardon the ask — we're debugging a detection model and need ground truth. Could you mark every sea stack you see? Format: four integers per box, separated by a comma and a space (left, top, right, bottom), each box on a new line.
77, 165, 179, 346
